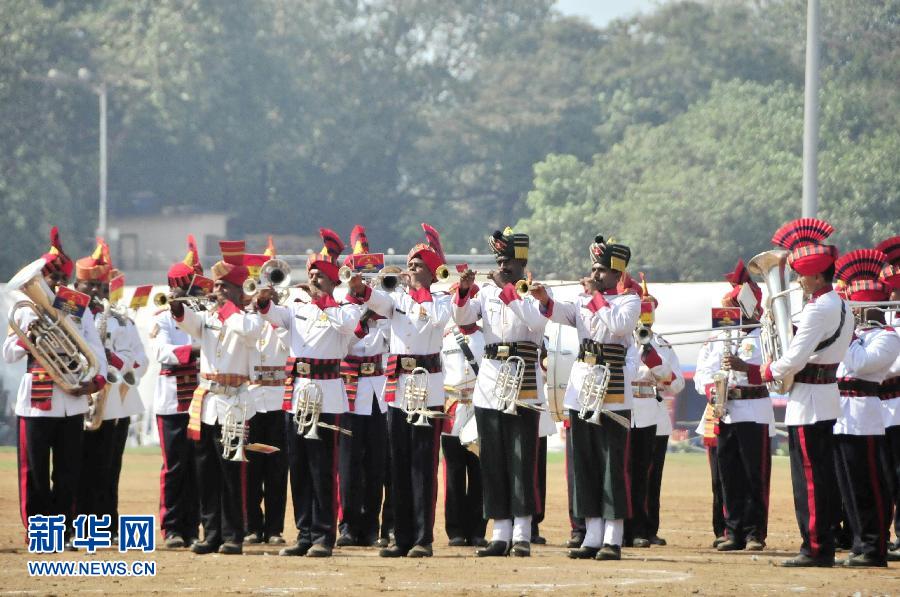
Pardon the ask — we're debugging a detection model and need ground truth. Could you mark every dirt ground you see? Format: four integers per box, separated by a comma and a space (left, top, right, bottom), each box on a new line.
0, 447, 896, 596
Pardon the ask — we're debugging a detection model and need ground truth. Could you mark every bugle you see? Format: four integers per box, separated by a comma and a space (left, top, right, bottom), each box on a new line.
338, 265, 403, 291
243, 258, 292, 298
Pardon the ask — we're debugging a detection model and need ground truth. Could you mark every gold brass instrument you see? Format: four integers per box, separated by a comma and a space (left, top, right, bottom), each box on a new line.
294, 383, 352, 439
711, 330, 733, 418
243, 258, 292, 300
402, 367, 450, 426
748, 249, 795, 394
515, 280, 579, 296
492, 356, 545, 415
577, 364, 630, 428
338, 265, 403, 291
6, 259, 100, 394
85, 299, 112, 431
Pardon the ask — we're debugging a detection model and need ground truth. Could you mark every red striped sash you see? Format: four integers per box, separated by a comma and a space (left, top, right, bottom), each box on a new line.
384, 353, 441, 403
340, 355, 384, 412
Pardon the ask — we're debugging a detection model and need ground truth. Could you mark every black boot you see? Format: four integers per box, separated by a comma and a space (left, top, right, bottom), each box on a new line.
475, 540, 510, 557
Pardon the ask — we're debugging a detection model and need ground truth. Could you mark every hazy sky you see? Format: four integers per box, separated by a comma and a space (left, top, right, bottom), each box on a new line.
555, 0, 667, 26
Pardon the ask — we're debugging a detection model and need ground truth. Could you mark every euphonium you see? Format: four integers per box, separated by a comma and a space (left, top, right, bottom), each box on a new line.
577, 364, 630, 428
6, 259, 100, 394
748, 249, 795, 393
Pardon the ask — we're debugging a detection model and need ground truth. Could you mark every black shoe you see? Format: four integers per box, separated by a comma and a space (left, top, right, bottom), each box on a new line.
531, 535, 547, 545
379, 545, 407, 558
375, 537, 390, 548
843, 553, 887, 568
470, 537, 488, 548
567, 535, 585, 548
279, 541, 312, 557
219, 542, 243, 555
307, 544, 332, 558
781, 554, 834, 568
267, 534, 285, 545
243, 532, 263, 544
448, 536, 468, 547
717, 539, 745, 552
407, 544, 433, 558
335, 534, 357, 548
745, 539, 765, 551
568, 546, 600, 559
63, 540, 78, 552
632, 537, 651, 548
191, 540, 219, 555
476, 540, 510, 557
712, 535, 727, 548
596, 544, 621, 560
887, 548, 900, 562
650, 535, 667, 546
511, 541, 530, 557
164, 533, 186, 549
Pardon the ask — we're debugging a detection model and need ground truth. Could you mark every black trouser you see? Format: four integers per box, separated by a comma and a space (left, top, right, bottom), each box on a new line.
884, 425, 900, 546
569, 409, 630, 520
287, 412, 339, 547
78, 418, 116, 522
475, 406, 540, 520
566, 424, 586, 537
647, 434, 668, 539
834, 433, 891, 559
787, 421, 838, 560
381, 444, 394, 541
387, 406, 441, 549
157, 413, 200, 540
441, 434, 486, 542
717, 421, 771, 544
707, 444, 726, 538
195, 422, 246, 546
17, 415, 84, 538
108, 417, 130, 533
245, 410, 288, 539
531, 436, 548, 536
339, 408, 387, 543
624, 424, 656, 542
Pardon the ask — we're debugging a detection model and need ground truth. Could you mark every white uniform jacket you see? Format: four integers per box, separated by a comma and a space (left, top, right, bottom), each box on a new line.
343, 314, 390, 416
834, 325, 900, 436
151, 309, 199, 416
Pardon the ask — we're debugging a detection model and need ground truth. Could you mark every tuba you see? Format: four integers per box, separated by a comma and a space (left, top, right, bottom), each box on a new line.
748, 249, 795, 394
492, 356, 545, 415
294, 382, 352, 439
6, 259, 100, 394
577, 364, 630, 428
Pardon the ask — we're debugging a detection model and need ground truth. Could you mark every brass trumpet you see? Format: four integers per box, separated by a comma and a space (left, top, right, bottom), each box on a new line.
152, 292, 212, 310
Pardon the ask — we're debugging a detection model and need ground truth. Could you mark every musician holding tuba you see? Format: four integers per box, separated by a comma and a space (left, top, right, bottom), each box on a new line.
725, 218, 854, 568
3, 227, 108, 549
253, 229, 365, 558
532, 235, 639, 562
151, 236, 204, 549
453, 227, 549, 558
170, 240, 267, 556
351, 224, 451, 559
695, 260, 773, 553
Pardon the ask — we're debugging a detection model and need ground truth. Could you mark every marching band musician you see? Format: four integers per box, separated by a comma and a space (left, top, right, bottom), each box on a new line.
699, 261, 773, 552
875, 236, 900, 561
830, 249, 900, 567
454, 227, 548, 558
254, 229, 365, 558
244, 238, 289, 546
647, 376, 674, 546
626, 274, 683, 548
533, 235, 639, 562
151, 236, 203, 548
355, 224, 451, 559
693, 356, 727, 547
727, 218, 854, 568
4, 228, 108, 548
171, 240, 266, 555
336, 226, 391, 548
440, 317, 488, 548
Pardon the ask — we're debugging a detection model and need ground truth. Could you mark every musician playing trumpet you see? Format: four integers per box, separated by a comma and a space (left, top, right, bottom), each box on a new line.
253, 229, 366, 558
170, 240, 266, 555
532, 235, 639, 562
453, 227, 549, 558
353, 223, 452, 559
4, 228, 108, 549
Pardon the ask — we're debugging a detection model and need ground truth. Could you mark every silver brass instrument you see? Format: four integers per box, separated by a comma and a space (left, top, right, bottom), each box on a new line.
402, 367, 450, 426
294, 382, 352, 439
337, 265, 402, 291
243, 258, 292, 301
748, 249, 795, 394
635, 323, 653, 346
848, 301, 900, 326
222, 402, 250, 461
577, 364, 630, 428
152, 292, 212, 311
6, 259, 100, 394
492, 356, 545, 415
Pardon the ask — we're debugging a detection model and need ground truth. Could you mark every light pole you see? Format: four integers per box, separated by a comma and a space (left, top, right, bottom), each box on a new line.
801, 0, 820, 218
45, 67, 108, 239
